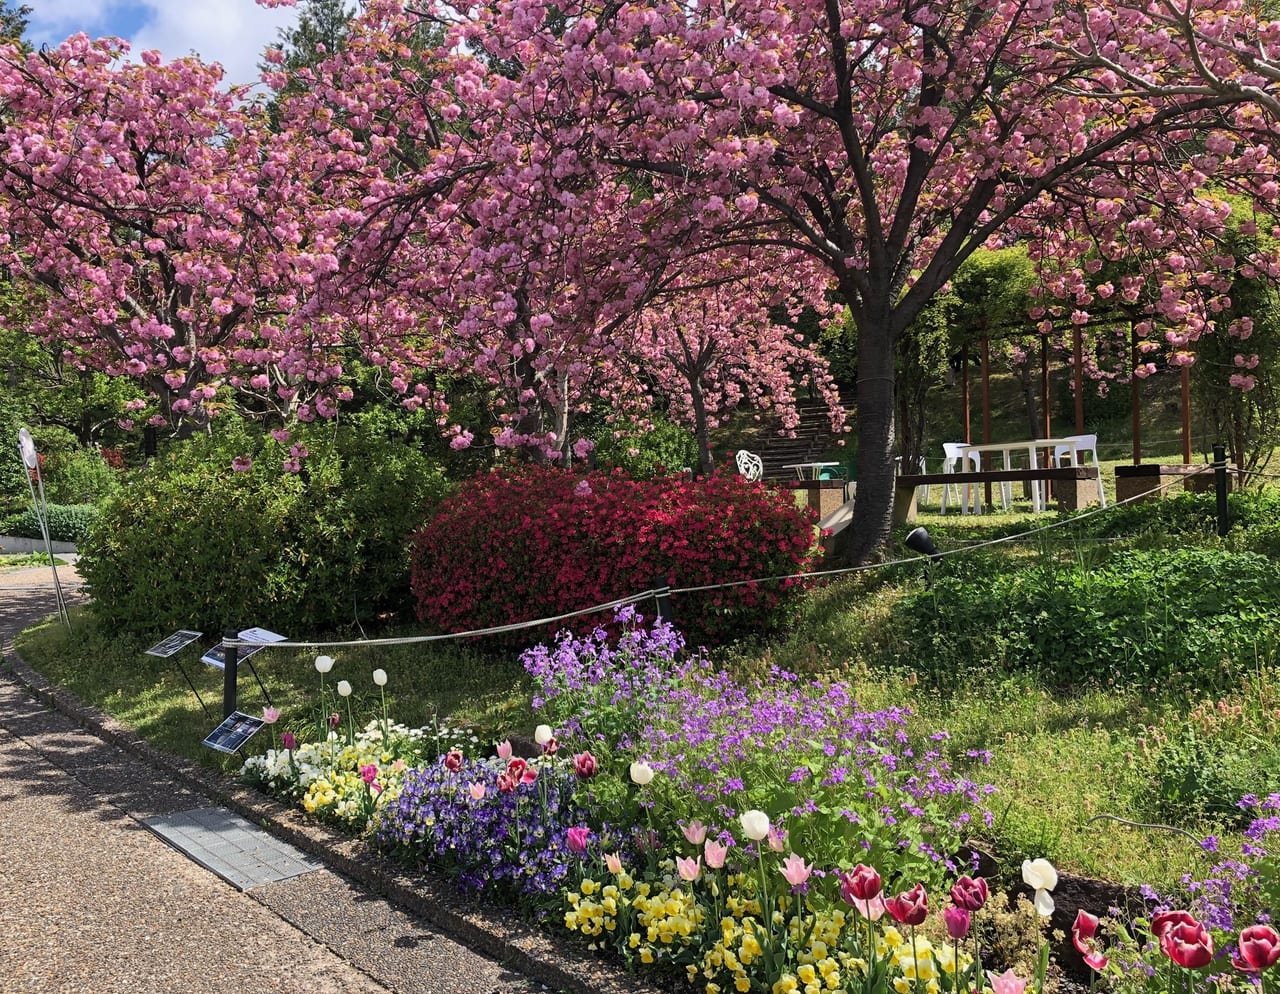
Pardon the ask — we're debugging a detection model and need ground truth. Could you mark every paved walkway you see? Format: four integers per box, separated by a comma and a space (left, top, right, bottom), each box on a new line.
0, 565, 549, 994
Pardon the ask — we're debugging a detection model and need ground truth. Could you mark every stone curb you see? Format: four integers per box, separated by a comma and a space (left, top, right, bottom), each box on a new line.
1, 646, 667, 994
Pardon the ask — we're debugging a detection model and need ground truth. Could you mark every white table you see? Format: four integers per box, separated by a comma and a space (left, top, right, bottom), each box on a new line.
783, 461, 842, 481
957, 438, 1082, 513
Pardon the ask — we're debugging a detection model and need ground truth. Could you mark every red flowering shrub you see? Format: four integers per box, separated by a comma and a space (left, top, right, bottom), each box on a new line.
410, 466, 819, 645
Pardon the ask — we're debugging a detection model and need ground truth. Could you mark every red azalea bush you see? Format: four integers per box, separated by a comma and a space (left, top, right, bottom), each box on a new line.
410, 465, 819, 645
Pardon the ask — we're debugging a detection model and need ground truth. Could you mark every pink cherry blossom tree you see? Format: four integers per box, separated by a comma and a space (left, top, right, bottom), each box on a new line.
0, 35, 352, 433
301, 0, 1280, 562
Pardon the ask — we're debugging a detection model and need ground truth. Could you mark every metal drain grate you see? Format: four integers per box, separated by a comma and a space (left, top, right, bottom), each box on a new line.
142, 807, 321, 891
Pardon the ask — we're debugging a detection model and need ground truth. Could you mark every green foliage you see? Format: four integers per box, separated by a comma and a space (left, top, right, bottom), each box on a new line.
0, 503, 98, 543
590, 415, 699, 478
41, 448, 122, 505
1066, 487, 1280, 545
887, 547, 1280, 690
0, 393, 26, 501
78, 416, 451, 637
1152, 723, 1280, 827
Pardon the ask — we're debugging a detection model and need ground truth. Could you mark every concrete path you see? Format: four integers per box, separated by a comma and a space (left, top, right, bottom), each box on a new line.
0, 565, 550, 994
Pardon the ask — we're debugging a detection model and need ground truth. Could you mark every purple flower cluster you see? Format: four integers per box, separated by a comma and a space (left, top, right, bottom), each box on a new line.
520, 605, 690, 747
522, 608, 994, 891
373, 757, 584, 897
1170, 794, 1280, 938
643, 656, 993, 884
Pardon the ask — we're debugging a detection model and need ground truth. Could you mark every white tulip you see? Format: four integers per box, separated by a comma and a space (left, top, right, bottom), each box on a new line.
337, 680, 352, 697
314, 654, 334, 674
1022, 858, 1058, 917
739, 809, 771, 842
372, 669, 388, 687
629, 761, 654, 786
1021, 858, 1058, 892
533, 724, 553, 746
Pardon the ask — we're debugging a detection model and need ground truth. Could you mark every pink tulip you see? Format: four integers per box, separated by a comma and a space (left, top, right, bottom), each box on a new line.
767, 826, 786, 853
944, 905, 972, 940
1234, 923, 1280, 972
950, 875, 989, 911
262, 707, 281, 724
328, 712, 341, 729
884, 883, 929, 926
360, 764, 377, 785
676, 855, 701, 882
572, 751, 597, 778
681, 820, 708, 845
604, 852, 623, 874
704, 839, 729, 869
468, 782, 486, 801
281, 732, 297, 751
496, 739, 512, 760
496, 773, 516, 793
567, 826, 591, 854
521, 765, 538, 785
779, 853, 812, 889
1072, 910, 1109, 972
986, 969, 1029, 994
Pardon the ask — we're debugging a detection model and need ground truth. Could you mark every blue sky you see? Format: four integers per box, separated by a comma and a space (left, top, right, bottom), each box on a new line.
27, 1, 300, 87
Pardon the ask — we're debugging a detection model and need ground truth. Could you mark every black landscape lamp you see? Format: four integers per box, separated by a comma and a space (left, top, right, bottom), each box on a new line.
904, 526, 941, 586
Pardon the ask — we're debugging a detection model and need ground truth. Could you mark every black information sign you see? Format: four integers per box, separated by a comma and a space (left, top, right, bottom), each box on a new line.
144, 630, 204, 658
202, 711, 266, 754
200, 643, 266, 670
200, 626, 285, 669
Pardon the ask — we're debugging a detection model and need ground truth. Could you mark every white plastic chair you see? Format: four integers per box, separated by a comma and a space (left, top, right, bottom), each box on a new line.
940, 443, 981, 514
1052, 433, 1105, 506
735, 449, 763, 482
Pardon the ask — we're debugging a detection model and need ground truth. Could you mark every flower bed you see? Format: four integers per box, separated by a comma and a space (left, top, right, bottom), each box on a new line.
240, 614, 1280, 994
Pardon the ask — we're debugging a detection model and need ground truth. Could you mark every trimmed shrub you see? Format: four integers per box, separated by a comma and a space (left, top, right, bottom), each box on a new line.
410, 465, 818, 646
0, 503, 98, 543
79, 418, 450, 636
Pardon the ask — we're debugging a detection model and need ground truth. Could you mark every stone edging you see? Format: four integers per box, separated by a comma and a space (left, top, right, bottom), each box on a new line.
1, 647, 667, 994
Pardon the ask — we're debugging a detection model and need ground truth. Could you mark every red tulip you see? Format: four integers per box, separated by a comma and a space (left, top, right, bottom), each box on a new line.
506, 758, 527, 782
1151, 910, 1199, 940
496, 773, 516, 793
1160, 918, 1214, 969
944, 906, 972, 940
1234, 924, 1280, 972
442, 749, 463, 772
885, 883, 929, 926
839, 864, 882, 904
950, 875, 990, 912
1071, 910, 1109, 972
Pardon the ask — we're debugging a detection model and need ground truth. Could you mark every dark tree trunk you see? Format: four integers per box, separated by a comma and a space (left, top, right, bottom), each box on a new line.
688, 375, 714, 477
845, 309, 897, 565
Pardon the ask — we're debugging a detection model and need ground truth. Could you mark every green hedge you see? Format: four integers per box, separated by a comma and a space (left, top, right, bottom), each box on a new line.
78, 418, 451, 636
887, 547, 1280, 690
0, 503, 98, 543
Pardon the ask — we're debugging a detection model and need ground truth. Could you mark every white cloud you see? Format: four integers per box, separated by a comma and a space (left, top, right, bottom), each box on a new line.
29, 0, 299, 88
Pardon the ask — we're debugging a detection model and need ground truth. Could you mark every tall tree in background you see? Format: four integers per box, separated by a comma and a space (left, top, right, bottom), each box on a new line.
0, 1, 27, 46
262, 0, 356, 96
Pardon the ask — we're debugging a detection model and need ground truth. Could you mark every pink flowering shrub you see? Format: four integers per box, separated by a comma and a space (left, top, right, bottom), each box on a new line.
410, 466, 818, 645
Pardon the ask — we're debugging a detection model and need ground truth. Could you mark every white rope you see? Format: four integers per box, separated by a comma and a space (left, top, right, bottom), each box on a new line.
223, 588, 657, 649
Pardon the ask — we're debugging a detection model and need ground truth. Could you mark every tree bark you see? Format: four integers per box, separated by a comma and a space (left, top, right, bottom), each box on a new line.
845, 311, 897, 565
